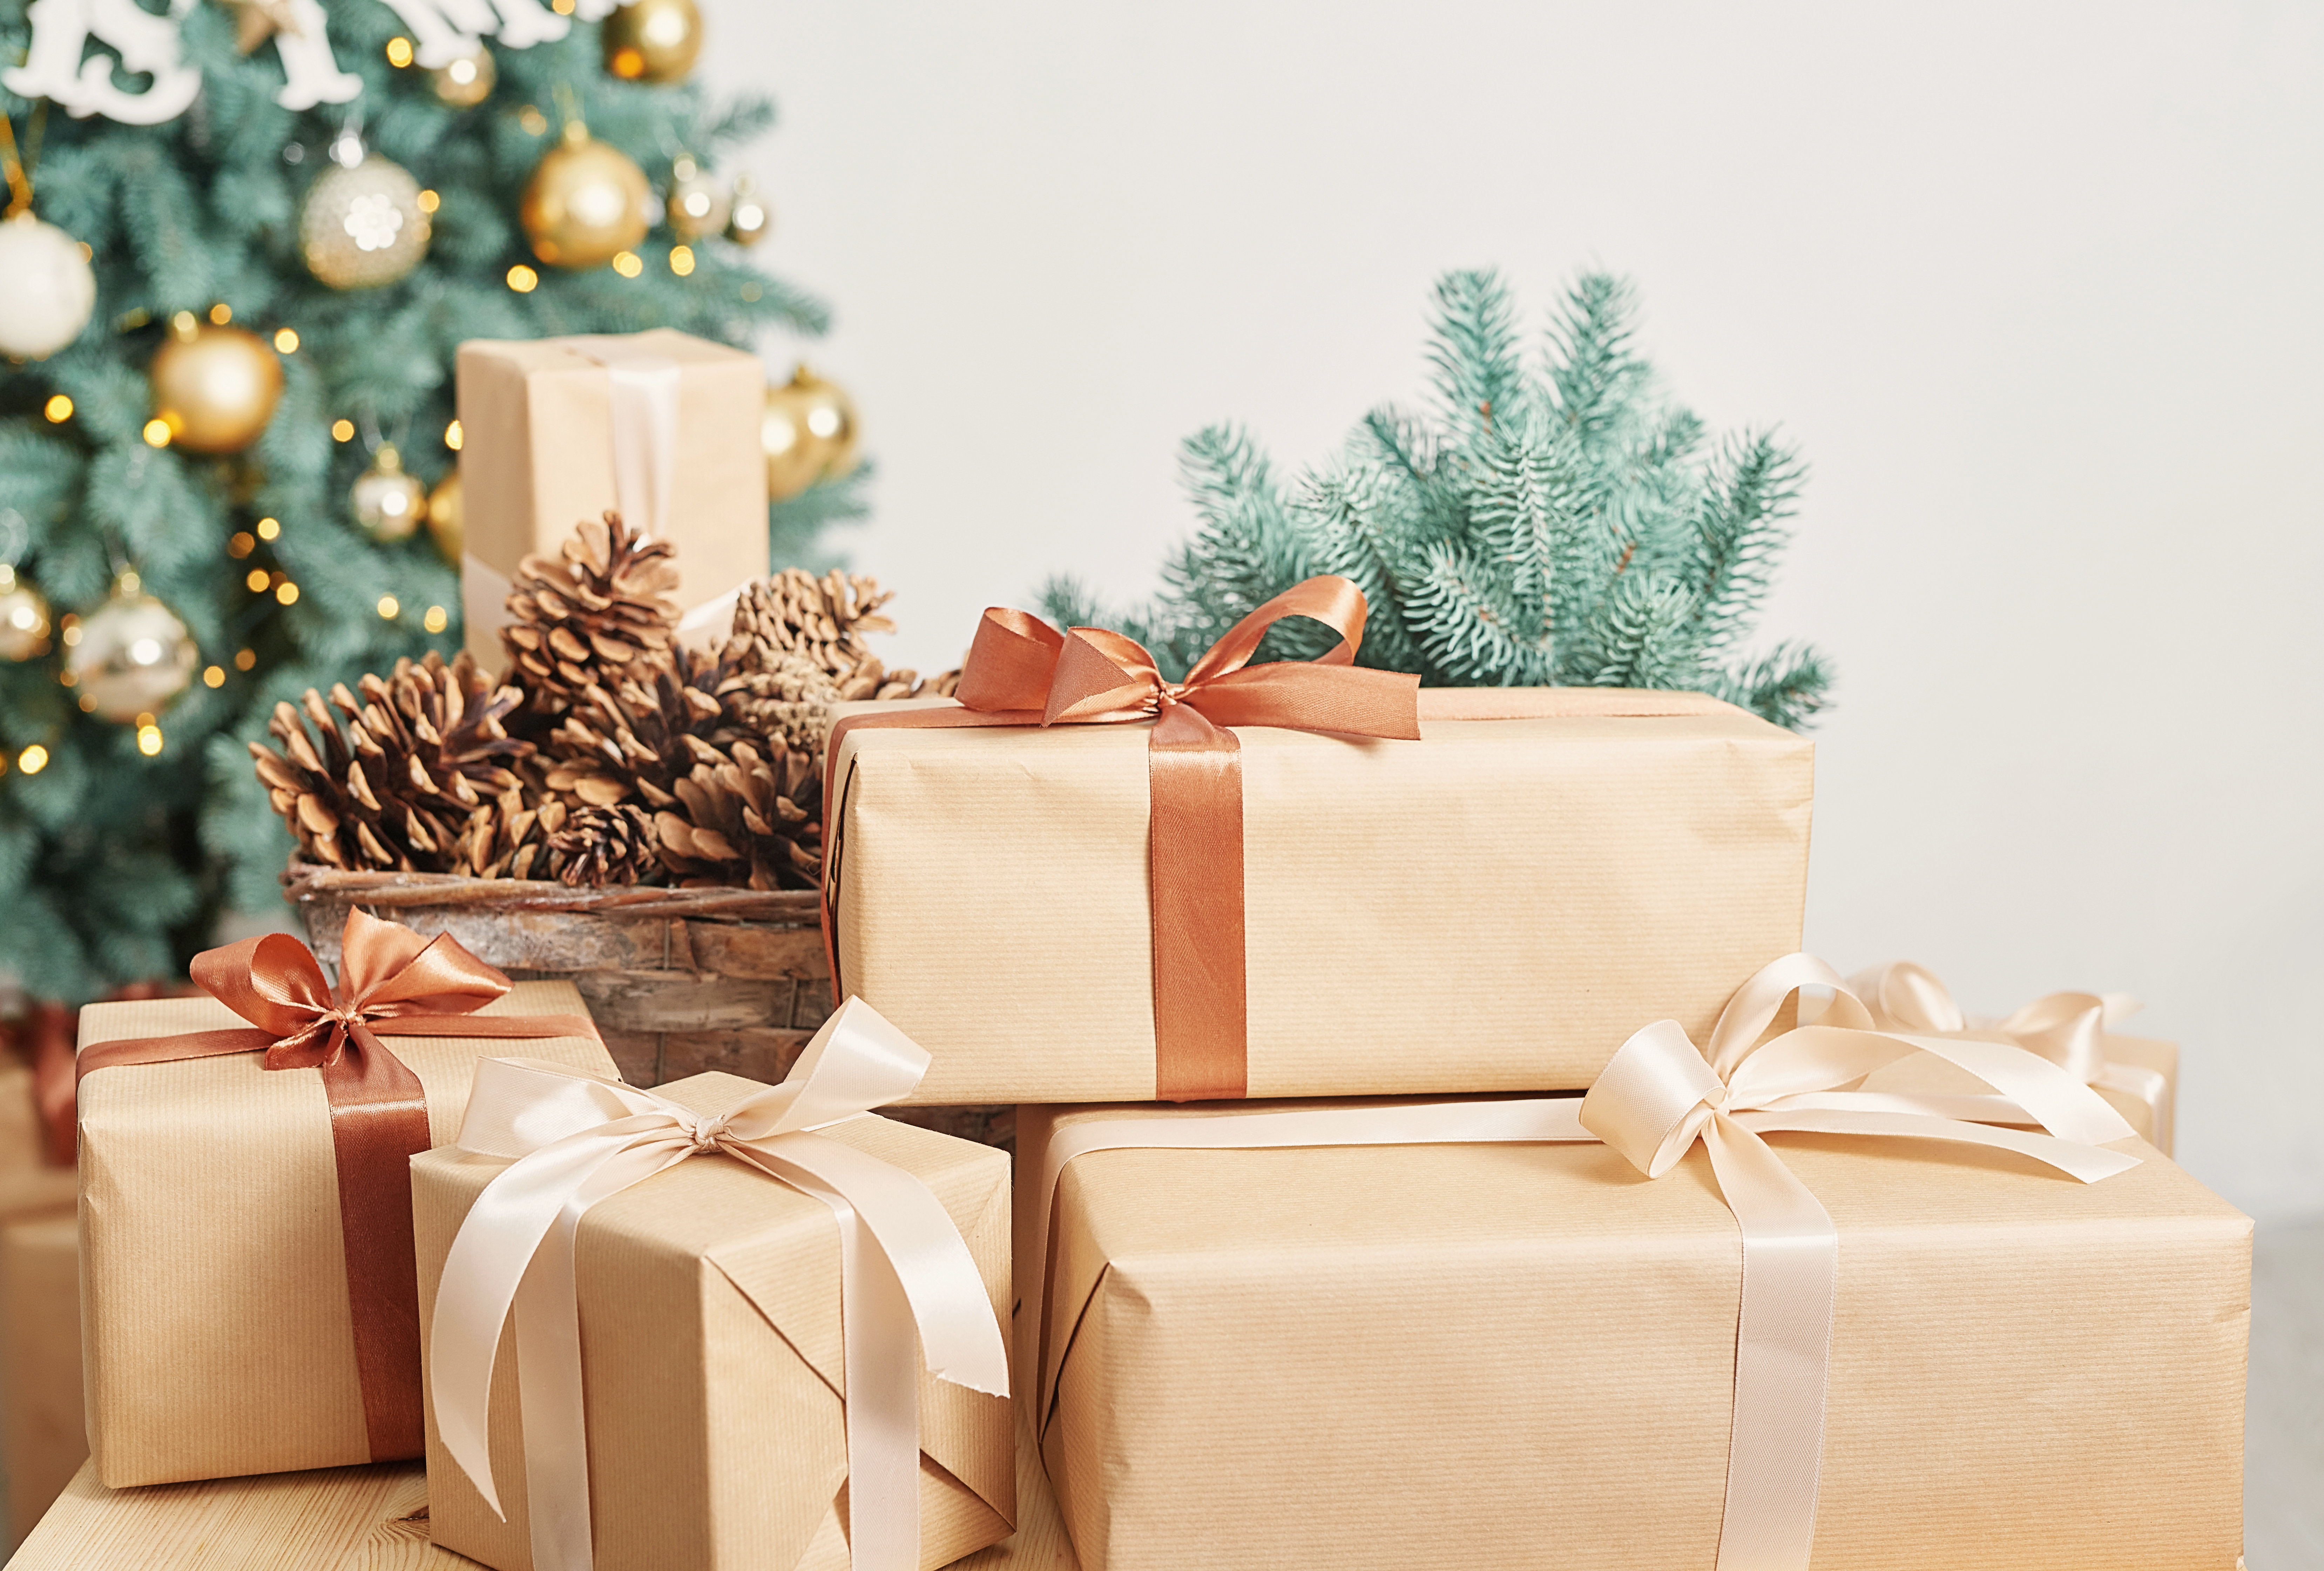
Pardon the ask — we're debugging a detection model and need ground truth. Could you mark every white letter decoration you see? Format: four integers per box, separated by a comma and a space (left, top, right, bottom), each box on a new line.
5, 0, 203, 124
262, 0, 363, 112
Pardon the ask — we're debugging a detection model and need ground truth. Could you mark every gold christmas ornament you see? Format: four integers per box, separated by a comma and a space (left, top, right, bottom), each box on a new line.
299, 153, 432, 290
427, 468, 464, 564
429, 42, 496, 108
664, 153, 728, 241
601, 0, 703, 84
725, 172, 770, 247
0, 209, 97, 360
760, 365, 861, 502
0, 564, 52, 661
351, 443, 428, 542
68, 573, 197, 722
520, 123, 651, 269
148, 316, 283, 454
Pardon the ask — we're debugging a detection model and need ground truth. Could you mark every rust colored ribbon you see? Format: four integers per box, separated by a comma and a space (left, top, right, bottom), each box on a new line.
826, 575, 1422, 1101
74, 909, 602, 1462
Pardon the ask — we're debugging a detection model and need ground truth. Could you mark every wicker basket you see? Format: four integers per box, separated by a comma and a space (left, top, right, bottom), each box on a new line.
282, 863, 1013, 1151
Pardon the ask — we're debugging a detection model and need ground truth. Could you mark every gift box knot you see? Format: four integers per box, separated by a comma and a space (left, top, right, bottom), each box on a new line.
431, 995, 1011, 1571
74, 909, 601, 1463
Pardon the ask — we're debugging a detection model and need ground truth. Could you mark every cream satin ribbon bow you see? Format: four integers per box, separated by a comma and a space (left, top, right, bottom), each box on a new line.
1029, 953, 2142, 1571
1849, 960, 2170, 1153
430, 998, 1011, 1571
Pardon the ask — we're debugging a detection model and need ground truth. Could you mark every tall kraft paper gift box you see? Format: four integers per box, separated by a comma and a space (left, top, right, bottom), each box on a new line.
456, 328, 768, 673
75, 942, 617, 1488
1016, 1099, 2252, 1571
413, 1070, 1015, 1571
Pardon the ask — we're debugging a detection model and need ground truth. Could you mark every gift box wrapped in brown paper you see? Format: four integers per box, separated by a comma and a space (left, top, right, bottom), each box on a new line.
1016, 1099, 2250, 1571
75, 923, 616, 1489
0, 1212, 83, 1546
456, 328, 768, 672
413, 1069, 1015, 1571
829, 687, 1813, 1105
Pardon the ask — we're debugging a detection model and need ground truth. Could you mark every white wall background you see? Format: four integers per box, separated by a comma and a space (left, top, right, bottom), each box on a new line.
701, 0, 2324, 1221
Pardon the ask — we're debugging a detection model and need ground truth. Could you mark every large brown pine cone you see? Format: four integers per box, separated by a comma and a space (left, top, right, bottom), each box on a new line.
502, 512, 681, 714
729, 568, 896, 680
654, 740, 823, 891
251, 652, 529, 872
458, 785, 568, 882
716, 651, 842, 754
538, 654, 728, 811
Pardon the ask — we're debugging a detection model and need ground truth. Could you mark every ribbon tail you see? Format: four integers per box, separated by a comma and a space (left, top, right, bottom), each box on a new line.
322, 1029, 435, 1461
431, 1129, 685, 1523
1700, 1114, 1838, 1571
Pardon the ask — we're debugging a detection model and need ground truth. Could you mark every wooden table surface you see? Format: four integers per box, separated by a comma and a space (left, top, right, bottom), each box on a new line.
6, 1418, 1076, 1569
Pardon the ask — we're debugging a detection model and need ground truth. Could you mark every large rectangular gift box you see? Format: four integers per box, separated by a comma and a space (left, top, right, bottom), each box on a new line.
830, 690, 1814, 1105
414, 1071, 1015, 1571
75, 978, 615, 1488
1015, 1101, 2250, 1571
457, 328, 768, 672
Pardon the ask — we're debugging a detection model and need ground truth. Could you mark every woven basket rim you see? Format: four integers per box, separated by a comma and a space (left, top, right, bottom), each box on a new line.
280, 860, 822, 922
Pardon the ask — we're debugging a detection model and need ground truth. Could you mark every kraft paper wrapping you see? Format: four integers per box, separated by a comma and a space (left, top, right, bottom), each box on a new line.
414, 1072, 1014, 1571
0, 1213, 82, 1545
1863, 1033, 2178, 1153
831, 706, 1813, 1104
456, 329, 768, 672
74, 981, 615, 1489
1016, 1102, 2250, 1571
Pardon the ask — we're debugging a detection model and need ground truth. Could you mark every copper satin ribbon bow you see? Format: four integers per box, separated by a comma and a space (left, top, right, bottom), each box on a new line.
826, 574, 1421, 1101
1026, 953, 2142, 1571
1848, 960, 2170, 1153
75, 909, 602, 1461
431, 997, 1011, 1571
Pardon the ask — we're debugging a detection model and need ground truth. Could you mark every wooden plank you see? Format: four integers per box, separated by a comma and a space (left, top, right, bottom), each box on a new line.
565, 970, 791, 1033
592, 1027, 663, 1088
682, 922, 826, 981
6, 1417, 1079, 1569
792, 977, 835, 1029
6, 1459, 456, 1570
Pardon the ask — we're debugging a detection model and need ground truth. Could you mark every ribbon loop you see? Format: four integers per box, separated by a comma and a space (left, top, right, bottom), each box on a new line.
431, 995, 1007, 1571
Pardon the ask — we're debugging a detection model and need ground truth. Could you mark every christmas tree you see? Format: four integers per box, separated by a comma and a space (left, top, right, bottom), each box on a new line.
1046, 271, 1831, 727
0, 0, 855, 1001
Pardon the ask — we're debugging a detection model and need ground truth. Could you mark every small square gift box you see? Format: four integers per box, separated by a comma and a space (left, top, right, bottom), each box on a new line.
455, 328, 769, 672
1847, 959, 2179, 1152
826, 576, 1816, 1106
1016, 953, 2250, 1571
74, 912, 616, 1487
416, 997, 1013, 1571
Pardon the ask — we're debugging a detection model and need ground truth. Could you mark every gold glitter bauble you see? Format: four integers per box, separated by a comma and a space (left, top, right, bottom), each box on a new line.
148, 318, 283, 455
761, 366, 860, 502
0, 211, 96, 361
520, 125, 652, 269
351, 443, 428, 543
300, 154, 432, 290
68, 574, 196, 722
725, 172, 770, 247
0, 566, 52, 662
429, 42, 496, 108
601, 0, 702, 84
426, 468, 464, 565
665, 153, 729, 241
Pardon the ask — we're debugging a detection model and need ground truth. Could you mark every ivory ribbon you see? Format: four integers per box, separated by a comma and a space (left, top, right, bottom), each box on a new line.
431, 997, 1011, 1571
75, 909, 600, 1461
1849, 960, 2171, 1154
1028, 952, 2142, 1571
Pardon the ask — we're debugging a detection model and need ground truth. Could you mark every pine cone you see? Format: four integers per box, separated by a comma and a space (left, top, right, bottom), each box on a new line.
458, 785, 569, 882
546, 804, 663, 887
502, 512, 681, 714
251, 652, 529, 872
654, 740, 823, 891
717, 651, 841, 754
729, 568, 896, 680
539, 654, 728, 811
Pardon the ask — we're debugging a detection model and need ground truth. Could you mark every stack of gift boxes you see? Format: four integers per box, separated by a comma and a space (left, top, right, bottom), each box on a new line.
28, 329, 2246, 1571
